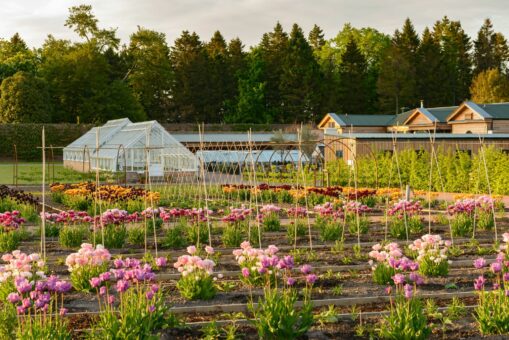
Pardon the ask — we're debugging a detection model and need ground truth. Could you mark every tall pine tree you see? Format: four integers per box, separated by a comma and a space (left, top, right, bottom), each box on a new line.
377, 18, 419, 113
416, 28, 447, 107
279, 23, 321, 122
170, 31, 210, 122
474, 18, 509, 74
433, 16, 472, 104
337, 38, 370, 114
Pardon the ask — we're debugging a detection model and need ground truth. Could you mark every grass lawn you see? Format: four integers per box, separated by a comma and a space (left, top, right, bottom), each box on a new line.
0, 162, 113, 184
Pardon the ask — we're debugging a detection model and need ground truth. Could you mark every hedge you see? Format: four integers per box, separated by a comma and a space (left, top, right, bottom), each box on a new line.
0, 124, 94, 161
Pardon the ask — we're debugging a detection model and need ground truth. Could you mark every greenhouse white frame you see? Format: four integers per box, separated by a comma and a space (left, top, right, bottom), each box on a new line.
63, 118, 199, 175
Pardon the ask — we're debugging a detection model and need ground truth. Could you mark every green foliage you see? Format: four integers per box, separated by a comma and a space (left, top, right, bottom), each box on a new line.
372, 263, 396, 285
59, 224, 89, 248
222, 223, 244, 247
187, 222, 210, 246
0, 71, 52, 123
477, 211, 494, 231
389, 216, 422, 240
127, 226, 146, 246
250, 288, 314, 339
97, 224, 127, 249
162, 219, 188, 249
347, 214, 369, 235
262, 212, 281, 232
470, 68, 509, 103
0, 303, 16, 339
70, 263, 108, 292
475, 289, 509, 335
317, 216, 343, 241
378, 295, 430, 340
89, 287, 174, 339
286, 219, 308, 244
177, 271, 216, 300
0, 230, 21, 252
451, 213, 473, 237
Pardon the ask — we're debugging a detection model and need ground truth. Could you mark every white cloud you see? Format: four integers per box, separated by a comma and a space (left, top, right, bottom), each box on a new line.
0, 0, 508, 48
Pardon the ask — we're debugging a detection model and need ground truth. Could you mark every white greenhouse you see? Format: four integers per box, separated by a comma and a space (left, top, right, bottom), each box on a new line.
63, 118, 199, 176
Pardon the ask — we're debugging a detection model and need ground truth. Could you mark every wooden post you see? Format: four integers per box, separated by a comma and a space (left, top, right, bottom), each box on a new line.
41, 127, 46, 259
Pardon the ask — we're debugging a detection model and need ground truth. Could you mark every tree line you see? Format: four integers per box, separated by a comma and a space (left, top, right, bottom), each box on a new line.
0, 5, 508, 124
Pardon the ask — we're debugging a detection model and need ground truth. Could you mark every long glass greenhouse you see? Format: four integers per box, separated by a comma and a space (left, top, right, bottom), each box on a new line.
63, 118, 199, 176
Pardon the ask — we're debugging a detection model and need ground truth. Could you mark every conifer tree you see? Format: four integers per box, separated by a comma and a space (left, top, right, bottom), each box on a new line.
279, 23, 321, 122
337, 38, 370, 114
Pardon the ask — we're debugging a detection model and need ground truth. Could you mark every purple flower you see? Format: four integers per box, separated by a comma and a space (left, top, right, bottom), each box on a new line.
7, 293, 21, 304
403, 284, 413, 299
300, 264, 312, 275
474, 275, 486, 290
385, 286, 392, 295
287, 277, 296, 286
392, 273, 405, 285
408, 272, 424, 286
148, 305, 156, 313
494, 283, 500, 290
22, 298, 31, 309
99, 286, 107, 296
90, 277, 101, 288
473, 258, 486, 269
503, 273, 509, 282
146, 290, 155, 300
16, 306, 25, 315
59, 308, 68, 316
151, 284, 159, 293
306, 274, 317, 284
116, 279, 130, 293
55, 281, 72, 293
15, 278, 32, 294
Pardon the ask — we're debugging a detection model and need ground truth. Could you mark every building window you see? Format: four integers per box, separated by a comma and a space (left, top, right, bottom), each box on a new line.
328, 122, 335, 128
464, 112, 473, 120
335, 150, 343, 158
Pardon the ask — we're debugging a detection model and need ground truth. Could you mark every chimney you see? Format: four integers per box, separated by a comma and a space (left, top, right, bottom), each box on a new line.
420, 100, 424, 108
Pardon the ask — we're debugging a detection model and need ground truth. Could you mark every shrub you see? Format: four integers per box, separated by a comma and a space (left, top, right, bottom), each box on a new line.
187, 222, 210, 246
379, 279, 430, 339
59, 224, 89, 248
0, 211, 25, 252
127, 226, 146, 246
89, 258, 174, 339
162, 219, 188, 249
368, 242, 420, 285
222, 222, 244, 248
409, 234, 451, 277
249, 260, 316, 339
450, 213, 473, 237
472, 254, 509, 335
317, 216, 343, 242
65, 243, 111, 292
174, 246, 217, 300
287, 218, 308, 244
233, 242, 280, 287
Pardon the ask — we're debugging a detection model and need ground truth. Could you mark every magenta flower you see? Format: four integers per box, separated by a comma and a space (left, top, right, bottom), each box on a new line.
300, 264, 312, 275
287, 277, 296, 286
90, 277, 101, 288
306, 274, 317, 284
491, 262, 502, 273
99, 286, 107, 296
241, 267, 250, 278
473, 258, 486, 269
108, 295, 115, 304
155, 257, 168, 268
146, 290, 155, 300
116, 279, 130, 293
474, 275, 486, 290
392, 273, 406, 285
403, 284, 413, 299
59, 308, 68, 316
7, 293, 21, 304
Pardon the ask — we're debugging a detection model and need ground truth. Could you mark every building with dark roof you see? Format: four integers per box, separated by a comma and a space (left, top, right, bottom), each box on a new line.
318, 101, 509, 163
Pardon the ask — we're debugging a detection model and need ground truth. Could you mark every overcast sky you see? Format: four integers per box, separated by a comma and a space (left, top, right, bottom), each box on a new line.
1, 0, 509, 49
